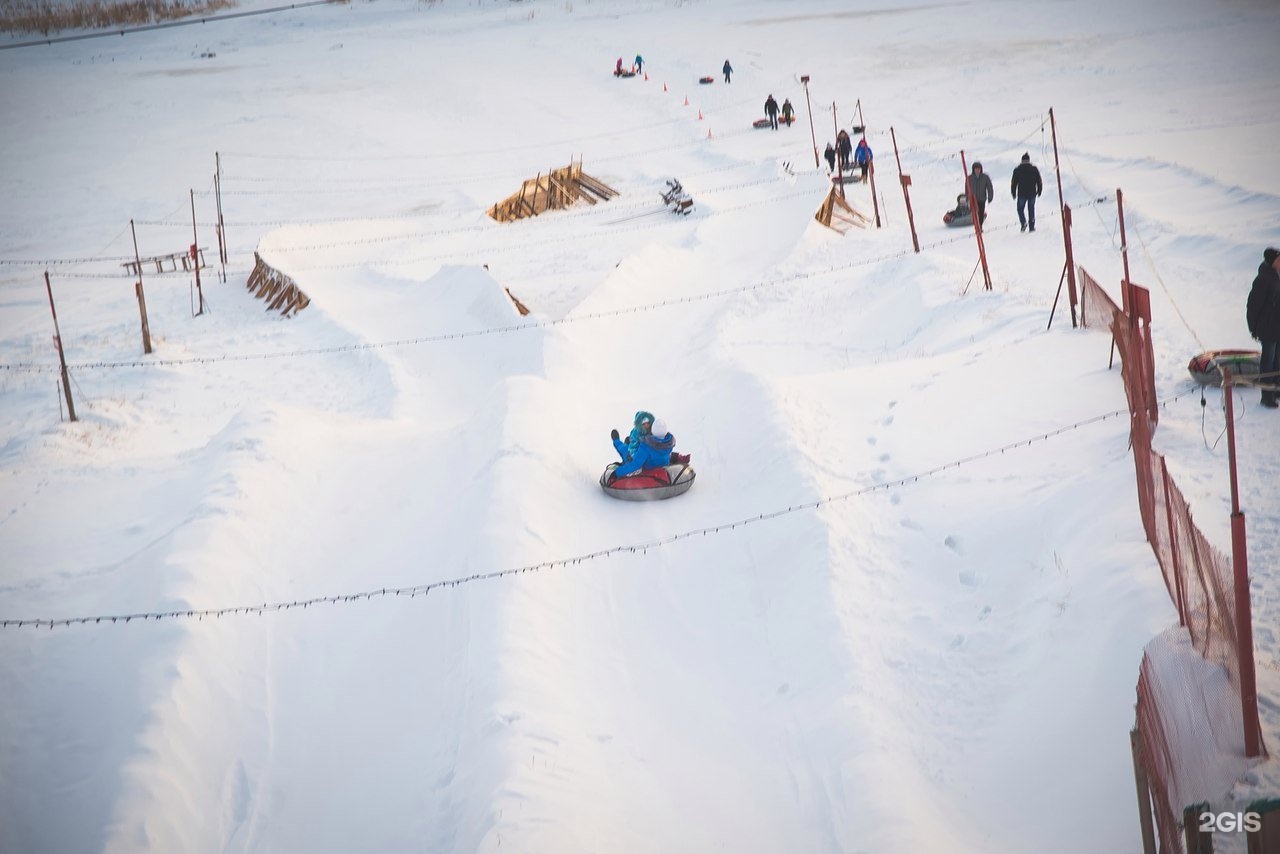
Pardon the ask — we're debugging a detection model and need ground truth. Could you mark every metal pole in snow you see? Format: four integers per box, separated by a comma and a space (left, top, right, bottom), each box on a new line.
190, 189, 204, 316
44, 270, 77, 422
890, 127, 918, 253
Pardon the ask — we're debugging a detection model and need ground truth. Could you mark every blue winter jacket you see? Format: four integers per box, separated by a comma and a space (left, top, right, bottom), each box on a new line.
614, 432, 676, 477
854, 142, 872, 165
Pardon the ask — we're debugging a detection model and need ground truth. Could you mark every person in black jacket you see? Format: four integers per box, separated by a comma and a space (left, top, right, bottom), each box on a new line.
723, 59, 733, 83
1010, 152, 1043, 232
764, 94, 779, 130
1247, 246, 1280, 408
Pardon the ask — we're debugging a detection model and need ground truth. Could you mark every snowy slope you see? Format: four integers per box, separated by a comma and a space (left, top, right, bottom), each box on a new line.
1, 0, 1278, 852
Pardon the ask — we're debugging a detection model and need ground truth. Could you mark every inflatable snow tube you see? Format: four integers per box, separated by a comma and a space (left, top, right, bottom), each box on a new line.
600, 462, 696, 501
753, 118, 772, 129
699, 76, 715, 84
1187, 349, 1261, 386
943, 208, 972, 227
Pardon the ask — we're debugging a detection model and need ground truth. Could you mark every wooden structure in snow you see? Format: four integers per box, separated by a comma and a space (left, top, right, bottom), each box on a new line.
246, 252, 310, 317
488, 160, 618, 223
814, 187, 870, 234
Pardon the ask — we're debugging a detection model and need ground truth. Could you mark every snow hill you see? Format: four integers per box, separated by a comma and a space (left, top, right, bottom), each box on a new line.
1, 0, 1278, 852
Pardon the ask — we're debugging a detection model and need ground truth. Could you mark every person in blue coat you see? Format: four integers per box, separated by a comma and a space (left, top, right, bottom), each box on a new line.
854, 138, 872, 182
609, 412, 676, 479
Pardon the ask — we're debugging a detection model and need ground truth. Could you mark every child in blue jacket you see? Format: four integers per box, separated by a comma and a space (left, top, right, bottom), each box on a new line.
609, 412, 678, 478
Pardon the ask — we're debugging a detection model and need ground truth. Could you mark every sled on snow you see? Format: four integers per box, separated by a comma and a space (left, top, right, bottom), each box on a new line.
699, 76, 715, 84
753, 118, 772, 129
1187, 349, 1262, 386
600, 461, 696, 501
943, 194, 972, 227
614, 69, 637, 78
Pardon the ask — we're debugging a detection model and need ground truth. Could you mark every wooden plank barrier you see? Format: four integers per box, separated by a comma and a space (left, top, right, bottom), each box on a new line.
488, 159, 618, 222
246, 252, 311, 317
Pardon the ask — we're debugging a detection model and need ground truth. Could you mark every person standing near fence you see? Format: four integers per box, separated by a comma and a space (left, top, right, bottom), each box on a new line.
967, 161, 994, 227
764, 94, 779, 130
1247, 246, 1280, 408
1010, 152, 1042, 232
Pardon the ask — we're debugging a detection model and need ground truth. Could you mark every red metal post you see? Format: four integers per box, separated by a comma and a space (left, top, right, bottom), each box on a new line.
1222, 368, 1262, 758
190, 189, 204, 316
44, 271, 77, 422
1130, 283, 1159, 426
960, 150, 992, 290
890, 127, 919, 253
832, 102, 845, 199
1117, 188, 1132, 313
1160, 458, 1187, 626
801, 76, 818, 169
857, 99, 881, 227
1049, 108, 1078, 326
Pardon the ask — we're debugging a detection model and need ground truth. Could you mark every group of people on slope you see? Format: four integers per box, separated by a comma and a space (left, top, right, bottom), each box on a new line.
823, 131, 872, 181
962, 153, 1042, 231
615, 54, 644, 76
763, 94, 795, 130
607, 411, 690, 482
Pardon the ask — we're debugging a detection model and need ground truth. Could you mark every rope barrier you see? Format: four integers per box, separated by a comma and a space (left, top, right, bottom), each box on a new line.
1, 395, 1183, 630
0, 196, 1119, 372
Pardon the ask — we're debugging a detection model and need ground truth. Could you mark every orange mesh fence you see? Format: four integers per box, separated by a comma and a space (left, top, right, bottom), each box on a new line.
1095, 258, 1270, 847
1137, 635, 1256, 853
1079, 265, 1122, 331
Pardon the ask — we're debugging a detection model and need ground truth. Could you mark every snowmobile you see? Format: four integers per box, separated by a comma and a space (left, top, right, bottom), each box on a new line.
600, 457, 696, 501
942, 193, 973, 227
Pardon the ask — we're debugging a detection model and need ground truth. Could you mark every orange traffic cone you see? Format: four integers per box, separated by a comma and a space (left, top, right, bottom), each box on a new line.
663, 82, 668, 92
684, 95, 689, 106
644, 72, 649, 81
698, 109, 703, 120
707, 127, 713, 139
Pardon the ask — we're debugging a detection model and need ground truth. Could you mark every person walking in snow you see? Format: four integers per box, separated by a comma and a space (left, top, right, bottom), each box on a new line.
781, 98, 795, 126
722, 59, 733, 83
1010, 152, 1043, 232
609, 413, 685, 480
634, 54, 644, 74
967, 161, 994, 227
853, 138, 872, 182
615, 57, 624, 76
836, 129, 853, 173
1247, 247, 1280, 408
824, 142, 837, 172
764, 94, 779, 130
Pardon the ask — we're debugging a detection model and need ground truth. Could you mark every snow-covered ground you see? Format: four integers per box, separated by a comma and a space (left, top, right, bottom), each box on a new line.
1, 0, 1278, 851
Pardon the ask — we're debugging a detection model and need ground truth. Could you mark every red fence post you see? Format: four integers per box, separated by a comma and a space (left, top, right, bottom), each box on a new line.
1161, 459, 1187, 626
890, 127, 919, 253
1049, 108, 1078, 326
1223, 368, 1263, 758
959, 149, 992, 291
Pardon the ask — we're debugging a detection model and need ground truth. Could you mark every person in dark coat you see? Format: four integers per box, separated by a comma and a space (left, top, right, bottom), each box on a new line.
836, 130, 853, 173
967, 161, 994, 226
764, 94, 779, 130
723, 59, 733, 83
781, 98, 794, 126
824, 142, 836, 172
1010, 152, 1043, 232
1247, 247, 1280, 408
